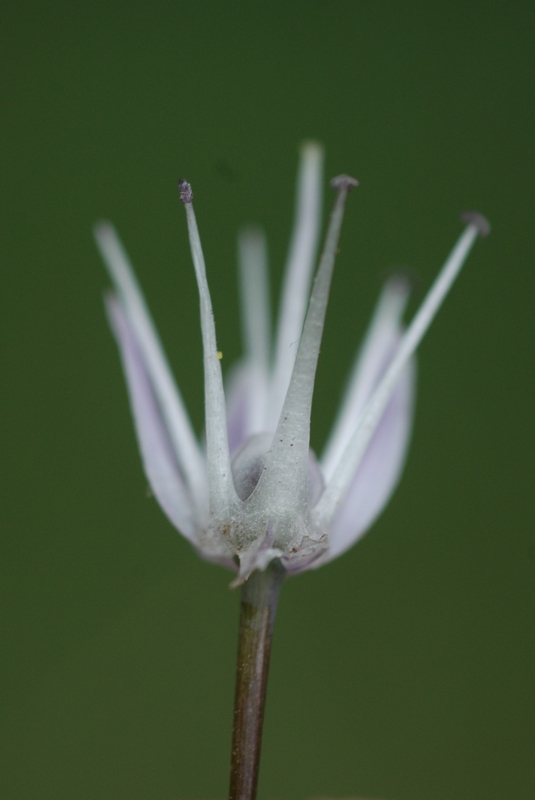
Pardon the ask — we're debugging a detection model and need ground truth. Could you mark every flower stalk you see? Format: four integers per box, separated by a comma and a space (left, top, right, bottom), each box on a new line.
229, 561, 286, 800
95, 142, 489, 800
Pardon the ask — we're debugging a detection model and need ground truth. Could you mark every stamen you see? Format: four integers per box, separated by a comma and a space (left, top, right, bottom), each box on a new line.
461, 211, 491, 237
238, 226, 271, 436
180, 181, 239, 517
330, 175, 359, 192
321, 275, 411, 480
267, 141, 324, 430
250, 176, 358, 516
178, 179, 193, 204
314, 213, 489, 528
94, 221, 207, 513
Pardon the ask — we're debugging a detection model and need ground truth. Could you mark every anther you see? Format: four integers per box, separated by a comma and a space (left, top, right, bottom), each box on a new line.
178, 179, 193, 204
330, 174, 359, 192
461, 211, 490, 237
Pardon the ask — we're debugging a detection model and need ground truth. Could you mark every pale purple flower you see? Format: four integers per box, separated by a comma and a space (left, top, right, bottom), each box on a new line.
95, 144, 488, 584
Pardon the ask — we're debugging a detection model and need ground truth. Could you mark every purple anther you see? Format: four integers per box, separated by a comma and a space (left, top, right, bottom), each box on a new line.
330, 174, 359, 192
179, 179, 193, 204
461, 211, 490, 237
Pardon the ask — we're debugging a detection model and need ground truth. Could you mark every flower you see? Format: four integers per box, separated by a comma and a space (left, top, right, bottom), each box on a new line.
95, 143, 488, 584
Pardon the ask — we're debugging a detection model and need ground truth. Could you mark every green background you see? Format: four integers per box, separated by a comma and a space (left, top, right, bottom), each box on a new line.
2, 2, 534, 798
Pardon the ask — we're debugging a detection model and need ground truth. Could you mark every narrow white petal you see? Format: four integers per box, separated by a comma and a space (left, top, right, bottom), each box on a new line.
267, 142, 324, 430
106, 295, 197, 542
238, 227, 271, 371
94, 222, 207, 513
225, 361, 254, 454
181, 191, 239, 518
314, 218, 487, 529
322, 276, 411, 481
316, 356, 416, 565
237, 226, 271, 436
251, 177, 358, 517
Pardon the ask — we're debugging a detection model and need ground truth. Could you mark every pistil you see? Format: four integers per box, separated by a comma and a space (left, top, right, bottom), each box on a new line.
180, 181, 239, 520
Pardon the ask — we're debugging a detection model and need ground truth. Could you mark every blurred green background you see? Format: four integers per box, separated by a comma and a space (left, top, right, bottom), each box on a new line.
1, 2, 534, 798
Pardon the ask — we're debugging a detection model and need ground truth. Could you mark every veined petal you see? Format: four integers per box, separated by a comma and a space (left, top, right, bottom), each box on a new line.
316, 354, 415, 565
321, 276, 411, 481
180, 183, 240, 520
267, 141, 324, 430
237, 226, 271, 437
94, 222, 207, 514
314, 215, 489, 531
105, 295, 197, 542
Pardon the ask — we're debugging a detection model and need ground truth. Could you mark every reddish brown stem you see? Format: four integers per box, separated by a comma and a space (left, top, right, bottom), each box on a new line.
228, 560, 285, 800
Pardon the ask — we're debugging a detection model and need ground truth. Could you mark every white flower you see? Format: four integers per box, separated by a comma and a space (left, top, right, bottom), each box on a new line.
95, 143, 488, 584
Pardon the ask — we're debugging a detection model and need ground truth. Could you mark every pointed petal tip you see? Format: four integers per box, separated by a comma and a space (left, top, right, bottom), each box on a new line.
382, 267, 421, 297
178, 179, 193, 204
330, 174, 359, 192
299, 140, 324, 159
238, 223, 265, 243
461, 211, 490, 237
93, 219, 114, 241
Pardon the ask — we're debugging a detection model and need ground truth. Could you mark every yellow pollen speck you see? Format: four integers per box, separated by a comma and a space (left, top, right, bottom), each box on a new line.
217, 351, 223, 359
